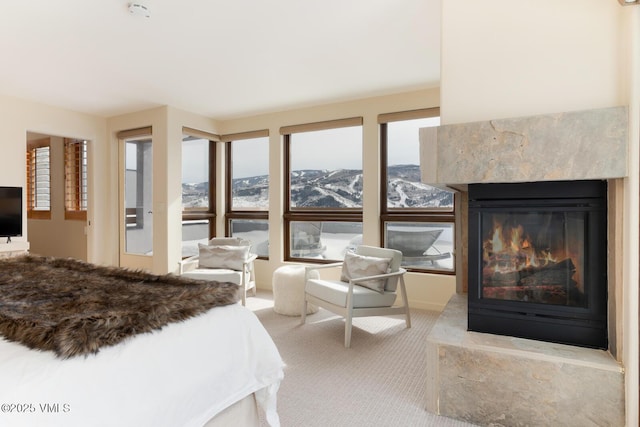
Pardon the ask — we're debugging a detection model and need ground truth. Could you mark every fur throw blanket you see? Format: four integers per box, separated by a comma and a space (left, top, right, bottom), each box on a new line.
0, 255, 240, 359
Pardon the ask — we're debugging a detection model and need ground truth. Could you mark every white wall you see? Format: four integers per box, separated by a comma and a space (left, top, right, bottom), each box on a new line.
440, 2, 639, 425
441, 0, 623, 124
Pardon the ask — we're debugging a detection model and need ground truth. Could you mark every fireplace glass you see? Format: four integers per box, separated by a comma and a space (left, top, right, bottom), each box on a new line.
480, 211, 586, 308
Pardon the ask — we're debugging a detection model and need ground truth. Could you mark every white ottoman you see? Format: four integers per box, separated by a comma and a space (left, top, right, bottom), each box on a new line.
272, 265, 319, 316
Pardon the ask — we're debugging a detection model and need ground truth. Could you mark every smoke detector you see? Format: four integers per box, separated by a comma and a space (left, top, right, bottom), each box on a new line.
128, 2, 151, 18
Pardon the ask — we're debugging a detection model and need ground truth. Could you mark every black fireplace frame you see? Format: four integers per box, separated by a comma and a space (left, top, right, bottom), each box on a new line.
467, 180, 608, 349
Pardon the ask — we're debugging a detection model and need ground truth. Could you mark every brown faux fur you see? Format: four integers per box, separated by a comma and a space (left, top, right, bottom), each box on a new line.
0, 255, 240, 359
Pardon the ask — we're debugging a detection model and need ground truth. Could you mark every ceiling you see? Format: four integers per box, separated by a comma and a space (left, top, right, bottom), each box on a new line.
0, 1, 440, 120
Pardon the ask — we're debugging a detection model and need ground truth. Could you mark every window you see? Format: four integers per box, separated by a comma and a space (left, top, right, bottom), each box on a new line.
380, 108, 455, 273
64, 139, 88, 220
224, 130, 269, 258
181, 128, 217, 258
282, 117, 363, 262
26, 138, 51, 219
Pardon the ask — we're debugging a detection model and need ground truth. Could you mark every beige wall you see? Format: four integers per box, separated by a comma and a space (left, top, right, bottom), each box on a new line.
440, 2, 639, 425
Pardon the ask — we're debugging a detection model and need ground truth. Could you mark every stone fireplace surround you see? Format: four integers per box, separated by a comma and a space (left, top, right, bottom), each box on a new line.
419, 106, 627, 426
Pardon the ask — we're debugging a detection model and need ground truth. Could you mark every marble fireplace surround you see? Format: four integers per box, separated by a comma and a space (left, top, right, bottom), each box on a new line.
420, 105, 628, 185
419, 106, 628, 426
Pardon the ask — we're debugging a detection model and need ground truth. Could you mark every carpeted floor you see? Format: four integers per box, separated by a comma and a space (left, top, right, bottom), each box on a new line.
247, 292, 478, 427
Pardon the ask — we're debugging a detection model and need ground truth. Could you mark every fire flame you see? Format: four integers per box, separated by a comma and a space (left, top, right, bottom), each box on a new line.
483, 221, 558, 273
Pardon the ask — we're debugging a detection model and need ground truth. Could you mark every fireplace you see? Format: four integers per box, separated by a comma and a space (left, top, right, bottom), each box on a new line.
467, 180, 608, 349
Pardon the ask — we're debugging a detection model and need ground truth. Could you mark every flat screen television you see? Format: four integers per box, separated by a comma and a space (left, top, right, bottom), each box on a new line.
0, 186, 22, 239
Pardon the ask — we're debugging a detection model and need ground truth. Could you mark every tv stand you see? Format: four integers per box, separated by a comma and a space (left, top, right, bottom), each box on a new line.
0, 240, 29, 258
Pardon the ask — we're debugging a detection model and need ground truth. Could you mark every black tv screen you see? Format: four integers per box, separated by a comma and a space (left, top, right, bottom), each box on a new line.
0, 187, 22, 238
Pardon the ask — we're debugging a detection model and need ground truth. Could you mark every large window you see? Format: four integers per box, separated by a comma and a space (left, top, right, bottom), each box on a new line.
26, 138, 51, 219
64, 138, 88, 220
181, 128, 216, 258
282, 118, 363, 262
225, 130, 269, 258
380, 108, 455, 273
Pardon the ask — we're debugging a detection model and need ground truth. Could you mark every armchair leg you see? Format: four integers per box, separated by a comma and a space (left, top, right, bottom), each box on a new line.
344, 317, 352, 348
344, 306, 354, 348
399, 276, 411, 328
301, 297, 307, 324
241, 285, 247, 306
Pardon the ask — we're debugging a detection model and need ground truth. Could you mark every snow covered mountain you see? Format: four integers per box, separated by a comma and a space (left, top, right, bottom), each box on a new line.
182, 165, 453, 209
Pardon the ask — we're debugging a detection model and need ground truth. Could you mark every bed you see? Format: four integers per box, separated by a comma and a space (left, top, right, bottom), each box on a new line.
0, 255, 284, 427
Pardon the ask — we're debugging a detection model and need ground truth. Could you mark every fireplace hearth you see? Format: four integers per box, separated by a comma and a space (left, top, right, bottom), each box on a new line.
467, 180, 608, 348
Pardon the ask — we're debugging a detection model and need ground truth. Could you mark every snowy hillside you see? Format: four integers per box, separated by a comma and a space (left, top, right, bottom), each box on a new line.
182, 165, 453, 209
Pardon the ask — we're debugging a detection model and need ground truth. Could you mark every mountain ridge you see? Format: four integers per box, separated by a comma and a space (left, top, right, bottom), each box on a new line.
183, 165, 453, 208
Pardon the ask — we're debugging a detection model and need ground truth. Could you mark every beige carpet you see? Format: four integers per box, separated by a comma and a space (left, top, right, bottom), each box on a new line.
247, 292, 477, 427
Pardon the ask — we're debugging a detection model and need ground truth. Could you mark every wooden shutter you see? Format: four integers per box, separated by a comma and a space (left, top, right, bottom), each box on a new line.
64, 139, 88, 220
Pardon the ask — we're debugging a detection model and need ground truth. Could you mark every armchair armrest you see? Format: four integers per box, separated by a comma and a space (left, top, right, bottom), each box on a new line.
305, 262, 343, 279
346, 268, 407, 296
244, 253, 258, 264
178, 255, 199, 274
348, 267, 406, 285
242, 254, 258, 284
305, 262, 343, 271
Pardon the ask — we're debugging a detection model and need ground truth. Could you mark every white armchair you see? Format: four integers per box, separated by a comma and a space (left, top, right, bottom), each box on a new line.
178, 237, 257, 306
301, 245, 411, 348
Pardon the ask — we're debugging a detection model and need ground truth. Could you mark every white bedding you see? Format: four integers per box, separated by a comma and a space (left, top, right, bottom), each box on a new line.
0, 303, 284, 427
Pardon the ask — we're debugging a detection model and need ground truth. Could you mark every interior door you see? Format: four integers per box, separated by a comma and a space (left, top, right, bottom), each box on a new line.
118, 130, 153, 270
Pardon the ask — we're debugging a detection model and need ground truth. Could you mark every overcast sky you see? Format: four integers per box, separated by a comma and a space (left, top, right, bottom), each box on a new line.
181, 117, 440, 183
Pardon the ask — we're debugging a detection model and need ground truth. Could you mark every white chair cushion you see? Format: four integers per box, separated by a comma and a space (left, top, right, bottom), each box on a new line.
198, 244, 250, 270
181, 268, 243, 285
340, 252, 391, 293
306, 278, 397, 308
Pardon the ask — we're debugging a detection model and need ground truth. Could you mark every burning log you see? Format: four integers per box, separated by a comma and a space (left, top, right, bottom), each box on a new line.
483, 258, 576, 288
519, 258, 576, 287
483, 269, 520, 286
482, 284, 572, 304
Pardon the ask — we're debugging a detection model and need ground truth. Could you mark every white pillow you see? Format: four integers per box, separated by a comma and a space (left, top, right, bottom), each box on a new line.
340, 251, 391, 293
207, 237, 243, 246
198, 244, 250, 270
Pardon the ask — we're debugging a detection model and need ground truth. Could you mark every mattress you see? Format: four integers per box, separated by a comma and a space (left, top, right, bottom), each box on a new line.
0, 303, 284, 427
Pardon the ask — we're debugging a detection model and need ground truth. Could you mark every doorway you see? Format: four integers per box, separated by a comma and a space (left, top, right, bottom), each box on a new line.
25, 132, 88, 260
118, 128, 153, 270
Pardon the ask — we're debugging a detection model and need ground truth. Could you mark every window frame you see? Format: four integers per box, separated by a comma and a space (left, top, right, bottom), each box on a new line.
282, 117, 363, 263
64, 138, 88, 221
181, 128, 217, 242
223, 129, 270, 259
26, 137, 51, 220
379, 108, 455, 275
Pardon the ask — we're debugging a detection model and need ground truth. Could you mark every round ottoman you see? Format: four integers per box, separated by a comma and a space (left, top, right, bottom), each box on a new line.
272, 265, 320, 316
